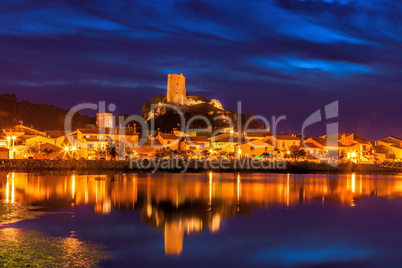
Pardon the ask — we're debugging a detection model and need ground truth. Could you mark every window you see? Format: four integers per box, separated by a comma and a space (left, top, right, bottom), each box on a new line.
167, 141, 171, 144
251, 146, 254, 151
200, 143, 205, 148
176, 83, 178, 85
281, 141, 286, 148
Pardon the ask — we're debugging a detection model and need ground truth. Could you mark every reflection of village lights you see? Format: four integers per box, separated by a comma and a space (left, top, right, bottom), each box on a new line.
72, 175, 75, 200
11, 173, 15, 204
209, 172, 212, 205
147, 204, 152, 217
237, 174, 241, 204
286, 173, 290, 207
211, 213, 221, 232
6, 175, 9, 203
352, 173, 356, 193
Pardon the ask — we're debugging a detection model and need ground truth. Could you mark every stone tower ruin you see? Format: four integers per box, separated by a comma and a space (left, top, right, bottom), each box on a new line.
167, 73, 186, 105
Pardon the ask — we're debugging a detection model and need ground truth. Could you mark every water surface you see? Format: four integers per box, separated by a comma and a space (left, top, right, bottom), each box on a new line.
1, 172, 402, 267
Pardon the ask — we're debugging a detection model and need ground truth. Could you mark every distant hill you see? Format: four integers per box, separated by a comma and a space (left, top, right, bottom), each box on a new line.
0, 94, 95, 131
142, 95, 264, 132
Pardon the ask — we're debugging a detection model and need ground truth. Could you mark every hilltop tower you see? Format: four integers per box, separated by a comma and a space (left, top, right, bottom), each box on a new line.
167, 73, 186, 105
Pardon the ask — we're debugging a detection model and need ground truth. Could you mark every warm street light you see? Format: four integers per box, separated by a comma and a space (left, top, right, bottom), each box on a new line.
6, 136, 10, 149
64, 146, 69, 151
11, 136, 16, 159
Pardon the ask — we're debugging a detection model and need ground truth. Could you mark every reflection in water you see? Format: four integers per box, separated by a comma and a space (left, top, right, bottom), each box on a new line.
1, 172, 402, 256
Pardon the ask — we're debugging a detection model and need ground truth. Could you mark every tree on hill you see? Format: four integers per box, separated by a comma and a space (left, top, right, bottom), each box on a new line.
0, 94, 95, 130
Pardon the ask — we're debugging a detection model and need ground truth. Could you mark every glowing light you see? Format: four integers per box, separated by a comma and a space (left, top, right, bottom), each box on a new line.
72, 175, 75, 199
6, 177, 9, 203
6, 136, 10, 141
71, 146, 77, 151
352, 173, 356, 193
12, 136, 16, 140
286, 173, 290, 207
209, 149, 213, 153
237, 174, 241, 204
351, 152, 357, 158
211, 213, 221, 232
11, 174, 14, 204
64, 146, 69, 151
287, 151, 290, 155
209, 172, 212, 205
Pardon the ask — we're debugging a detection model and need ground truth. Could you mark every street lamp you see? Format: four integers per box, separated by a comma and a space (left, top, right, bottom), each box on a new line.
12, 136, 16, 159
6, 136, 10, 149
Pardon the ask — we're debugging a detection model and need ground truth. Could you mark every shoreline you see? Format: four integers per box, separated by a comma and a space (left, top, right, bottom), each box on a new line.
0, 159, 400, 175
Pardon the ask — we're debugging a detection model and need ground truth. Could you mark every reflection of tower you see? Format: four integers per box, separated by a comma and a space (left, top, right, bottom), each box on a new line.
167, 73, 186, 105
164, 221, 184, 256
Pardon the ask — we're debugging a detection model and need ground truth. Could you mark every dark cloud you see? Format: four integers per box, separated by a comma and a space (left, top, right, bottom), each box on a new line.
0, 0, 401, 139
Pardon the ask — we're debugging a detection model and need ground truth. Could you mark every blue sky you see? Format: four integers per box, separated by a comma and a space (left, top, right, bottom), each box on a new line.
1, 0, 402, 138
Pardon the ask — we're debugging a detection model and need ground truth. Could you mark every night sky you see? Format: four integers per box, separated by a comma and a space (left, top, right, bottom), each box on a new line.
1, 0, 401, 139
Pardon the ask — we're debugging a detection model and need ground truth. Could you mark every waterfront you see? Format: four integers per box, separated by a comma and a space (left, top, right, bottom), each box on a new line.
2, 172, 402, 267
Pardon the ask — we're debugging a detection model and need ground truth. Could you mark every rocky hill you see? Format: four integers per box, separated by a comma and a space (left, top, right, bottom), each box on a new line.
0, 94, 94, 131
141, 95, 263, 132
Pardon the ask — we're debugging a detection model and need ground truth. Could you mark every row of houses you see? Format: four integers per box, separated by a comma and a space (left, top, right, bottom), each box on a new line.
0, 115, 401, 163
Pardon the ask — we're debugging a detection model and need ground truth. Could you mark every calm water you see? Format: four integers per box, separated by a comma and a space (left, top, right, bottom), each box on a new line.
2, 172, 402, 267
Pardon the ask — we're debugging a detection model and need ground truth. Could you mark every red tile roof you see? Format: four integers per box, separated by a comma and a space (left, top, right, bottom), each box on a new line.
272, 135, 300, 141
186, 136, 209, 142
158, 133, 178, 140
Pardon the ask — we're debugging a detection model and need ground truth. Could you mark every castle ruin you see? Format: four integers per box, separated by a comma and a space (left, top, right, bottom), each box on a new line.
167, 73, 186, 105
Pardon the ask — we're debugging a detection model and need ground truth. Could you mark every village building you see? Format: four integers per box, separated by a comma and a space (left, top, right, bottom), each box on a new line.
156, 133, 180, 150
236, 139, 275, 158
180, 136, 210, 151
265, 134, 301, 151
